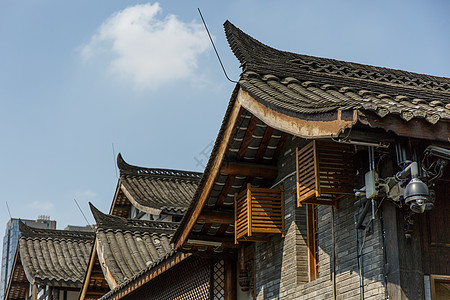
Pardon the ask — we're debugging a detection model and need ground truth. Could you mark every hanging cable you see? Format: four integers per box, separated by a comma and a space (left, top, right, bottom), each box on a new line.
198, 8, 238, 83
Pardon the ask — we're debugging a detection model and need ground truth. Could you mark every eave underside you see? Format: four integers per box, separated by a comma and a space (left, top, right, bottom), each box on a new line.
180, 106, 289, 253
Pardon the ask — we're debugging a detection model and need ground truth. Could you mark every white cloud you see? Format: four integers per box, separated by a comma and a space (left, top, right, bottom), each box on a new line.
29, 201, 54, 212
75, 189, 97, 199
82, 3, 210, 89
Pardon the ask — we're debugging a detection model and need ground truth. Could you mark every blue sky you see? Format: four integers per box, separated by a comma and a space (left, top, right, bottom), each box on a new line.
0, 1, 449, 233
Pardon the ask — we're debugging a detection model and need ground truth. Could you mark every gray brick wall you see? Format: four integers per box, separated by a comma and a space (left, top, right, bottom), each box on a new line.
254, 136, 386, 299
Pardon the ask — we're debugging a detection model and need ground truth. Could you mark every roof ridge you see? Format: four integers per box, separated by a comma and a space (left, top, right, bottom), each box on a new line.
18, 220, 94, 240
89, 203, 179, 232
224, 20, 450, 94
117, 153, 202, 180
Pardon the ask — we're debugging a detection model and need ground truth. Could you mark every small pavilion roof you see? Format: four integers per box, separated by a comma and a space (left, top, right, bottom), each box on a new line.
18, 221, 94, 288
89, 204, 178, 289
113, 153, 202, 216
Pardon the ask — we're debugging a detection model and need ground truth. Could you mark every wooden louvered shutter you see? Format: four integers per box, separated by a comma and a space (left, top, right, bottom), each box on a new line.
235, 184, 284, 243
296, 140, 354, 207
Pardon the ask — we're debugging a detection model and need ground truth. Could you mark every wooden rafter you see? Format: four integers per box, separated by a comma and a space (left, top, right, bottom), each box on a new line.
215, 175, 236, 207
176, 101, 242, 249
272, 132, 287, 162
237, 115, 258, 158
255, 126, 274, 161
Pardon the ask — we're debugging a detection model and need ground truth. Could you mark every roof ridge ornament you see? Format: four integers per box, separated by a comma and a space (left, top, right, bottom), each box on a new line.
117, 153, 202, 180
223, 20, 450, 94
18, 220, 94, 240
89, 202, 179, 232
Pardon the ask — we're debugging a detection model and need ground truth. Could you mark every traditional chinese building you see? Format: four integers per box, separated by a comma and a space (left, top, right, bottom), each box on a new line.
79, 155, 229, 300
4, 222, 94, 300
23, 20, 449, 300
170, 21, 450, 300
1, 217, 57, 299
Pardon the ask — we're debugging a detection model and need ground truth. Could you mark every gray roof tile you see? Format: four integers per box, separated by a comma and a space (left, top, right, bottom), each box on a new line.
89, 204, 177, 288
18, 221, 94, 288
224, 21, 450, 123
117, 154, 201, 214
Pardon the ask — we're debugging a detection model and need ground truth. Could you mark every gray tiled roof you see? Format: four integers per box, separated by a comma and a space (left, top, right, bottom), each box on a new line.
90, 204, 177, 288
224, 21, 450, 124
18, 221, 94, 288
117, 153, 202, 214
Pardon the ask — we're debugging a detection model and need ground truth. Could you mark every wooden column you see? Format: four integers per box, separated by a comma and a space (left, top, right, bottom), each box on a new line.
382, 201, 402, 299
383, 201, 425, 299
31, 284, 38, 300
224, 256, 236, 300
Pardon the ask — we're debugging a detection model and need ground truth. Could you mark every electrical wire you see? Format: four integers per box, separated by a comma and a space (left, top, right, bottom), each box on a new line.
198, 8, 238, 84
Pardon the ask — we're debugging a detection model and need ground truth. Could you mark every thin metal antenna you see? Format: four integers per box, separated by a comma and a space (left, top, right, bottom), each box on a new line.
198, 8, 238, 84
74, 198, 90, 226
6, 201, 12, 219
112, 142, 118, 179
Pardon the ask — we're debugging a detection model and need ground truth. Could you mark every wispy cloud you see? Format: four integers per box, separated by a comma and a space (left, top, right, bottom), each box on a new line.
29, 201, 54, 212
75, 189, 97, 200
82, 3, 210, 90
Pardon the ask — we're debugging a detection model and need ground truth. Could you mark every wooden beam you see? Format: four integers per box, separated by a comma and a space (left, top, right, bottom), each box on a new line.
186, 234, 238, 249
360, 111, 450, 142
237, 88, 357, 138
186, 240, 240, 249
198, 210, 234, 224
221, 162, 278, 179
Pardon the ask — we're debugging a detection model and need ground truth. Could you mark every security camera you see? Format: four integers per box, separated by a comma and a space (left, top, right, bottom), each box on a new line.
395, 161, 430, 213
404, 177, 429, 213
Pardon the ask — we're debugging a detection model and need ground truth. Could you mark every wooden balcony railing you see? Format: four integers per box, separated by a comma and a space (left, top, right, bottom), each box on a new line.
235, 184, 284, 243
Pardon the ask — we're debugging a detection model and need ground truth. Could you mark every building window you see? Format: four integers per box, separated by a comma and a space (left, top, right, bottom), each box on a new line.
430, 275, 450, 299
307, 204, 318, 281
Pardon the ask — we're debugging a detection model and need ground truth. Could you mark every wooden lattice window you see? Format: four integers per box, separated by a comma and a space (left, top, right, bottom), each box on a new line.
235, 184, 284, 243
296, 140, 354, 207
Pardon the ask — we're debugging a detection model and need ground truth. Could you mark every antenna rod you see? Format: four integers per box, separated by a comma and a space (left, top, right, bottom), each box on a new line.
6, 201, 12, 219
197, 8, 237, 83
74, 198, 90, 226
112, 142, 118, 179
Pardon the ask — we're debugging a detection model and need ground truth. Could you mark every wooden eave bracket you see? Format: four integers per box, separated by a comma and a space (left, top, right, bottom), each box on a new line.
236, 88, 358, 139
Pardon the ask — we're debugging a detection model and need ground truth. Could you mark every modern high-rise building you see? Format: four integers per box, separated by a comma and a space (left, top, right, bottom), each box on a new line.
0, 216, 56, 299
